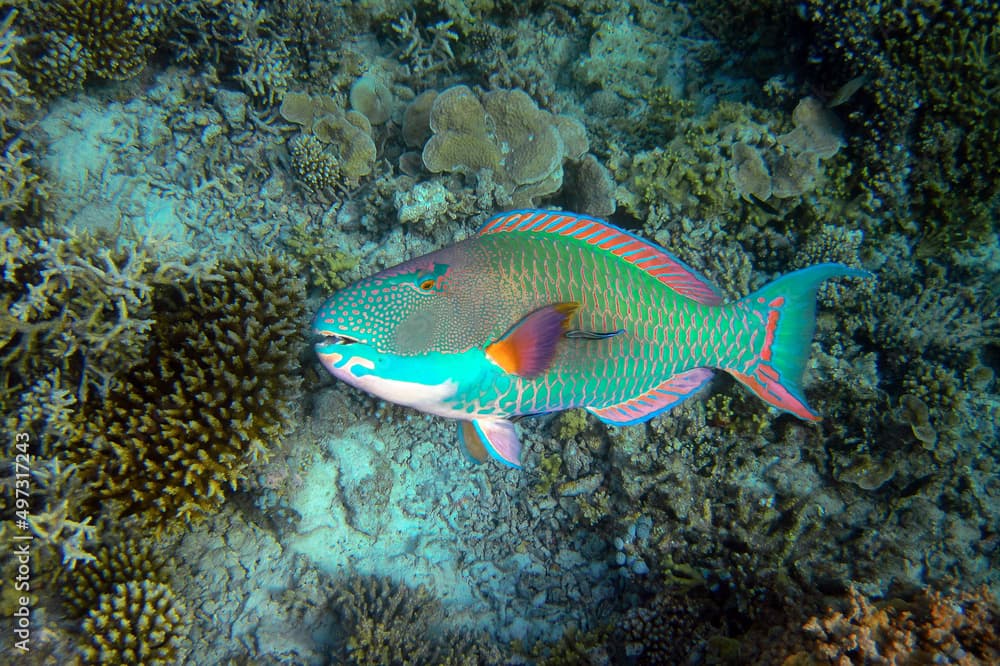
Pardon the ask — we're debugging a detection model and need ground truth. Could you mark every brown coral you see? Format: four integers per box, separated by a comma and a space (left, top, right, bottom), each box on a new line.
71, 255, 305, 529
331, 574, 492, 666
349, 74, 394, 125
422, 84, 502, 174
81, 580, 185, 665
794, 586, 1000, 665
1, 225, 193, 447
60, 533, 167, 613
281, 91, 377, 191
421, 85, 588, 206
15, 0, 165, 97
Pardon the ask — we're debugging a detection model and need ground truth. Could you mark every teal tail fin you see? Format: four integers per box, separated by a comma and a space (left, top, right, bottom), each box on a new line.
727, 263, 871, 421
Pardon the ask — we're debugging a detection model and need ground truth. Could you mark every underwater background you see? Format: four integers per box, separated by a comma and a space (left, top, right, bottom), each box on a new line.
1, 0, 997, 663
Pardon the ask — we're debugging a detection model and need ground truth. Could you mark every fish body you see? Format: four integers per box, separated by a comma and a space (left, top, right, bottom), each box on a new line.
314, 209, 868, 467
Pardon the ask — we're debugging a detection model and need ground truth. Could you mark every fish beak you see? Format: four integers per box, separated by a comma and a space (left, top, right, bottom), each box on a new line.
315, 333, 360, 348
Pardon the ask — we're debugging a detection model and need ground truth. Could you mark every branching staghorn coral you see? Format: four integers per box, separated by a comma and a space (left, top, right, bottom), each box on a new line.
70, 255, 305, 530
331, 574, 493, 666
1, 224, 201, 453
0, 8, 45, 224
13, 0, 166, 97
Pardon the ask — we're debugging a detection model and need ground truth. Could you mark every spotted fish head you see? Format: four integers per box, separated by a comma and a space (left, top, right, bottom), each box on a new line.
312, 239, 499, 414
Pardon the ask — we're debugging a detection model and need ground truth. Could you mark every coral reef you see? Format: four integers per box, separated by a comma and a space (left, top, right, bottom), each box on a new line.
330, 574, 493, 665
419, 84, 589, 206
804, 1, 999, 245
71, 255, 305, 529
1, 225, 195, 445
61, 534, 169, 617
14, 0, 166, 97
281, 91, 378, 192
1, 0, 995, 662
81, 580, 185, 665
49, 531, 185, 662
1, 8, 46, 224
770, 586, 1000, 664
282, 220, 359, 292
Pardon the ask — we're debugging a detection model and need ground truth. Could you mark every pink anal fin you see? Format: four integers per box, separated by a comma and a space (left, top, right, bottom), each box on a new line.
472, 419, 523, 468
588, 367, 714, 426
728, 367, 820, 421
458, 421, 489, 464
587, 368, 712, 425
486, 303, 579, 378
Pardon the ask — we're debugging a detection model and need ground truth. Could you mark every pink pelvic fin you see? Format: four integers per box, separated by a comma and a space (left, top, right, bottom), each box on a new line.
588, 367, 715, 426
478, 209, 723, 305
473, 419, 522, 468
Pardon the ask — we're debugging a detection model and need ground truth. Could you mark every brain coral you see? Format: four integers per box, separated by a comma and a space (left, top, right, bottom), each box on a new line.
420, 85, 589, 206
70, 255, 305, 529
15, 0, 165, 97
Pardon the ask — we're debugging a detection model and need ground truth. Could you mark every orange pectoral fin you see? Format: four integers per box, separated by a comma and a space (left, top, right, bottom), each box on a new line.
486, 302, 579, 378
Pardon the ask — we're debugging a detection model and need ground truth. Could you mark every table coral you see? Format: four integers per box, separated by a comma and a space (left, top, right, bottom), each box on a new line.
14, 0, 165, 97
70, 255, 306, 530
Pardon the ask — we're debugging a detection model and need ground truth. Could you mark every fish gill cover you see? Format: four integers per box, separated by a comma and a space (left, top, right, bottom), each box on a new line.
0, 0, 996, 664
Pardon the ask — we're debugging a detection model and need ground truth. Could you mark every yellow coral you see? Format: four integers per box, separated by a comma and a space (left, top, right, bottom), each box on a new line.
422, 84, 501, 173
70, 256, 306, 530
81, 580, 185, 665
15, 0, 164, 97
281, 91, 377, 191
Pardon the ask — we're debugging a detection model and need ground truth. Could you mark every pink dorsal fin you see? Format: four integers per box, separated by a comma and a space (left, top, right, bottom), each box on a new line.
478, 209, 724, 305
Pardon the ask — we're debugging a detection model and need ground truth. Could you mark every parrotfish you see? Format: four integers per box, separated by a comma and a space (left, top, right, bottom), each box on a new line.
313, 209, 868, 468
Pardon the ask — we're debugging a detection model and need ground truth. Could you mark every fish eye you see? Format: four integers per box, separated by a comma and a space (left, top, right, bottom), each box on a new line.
419, 277, 435, 291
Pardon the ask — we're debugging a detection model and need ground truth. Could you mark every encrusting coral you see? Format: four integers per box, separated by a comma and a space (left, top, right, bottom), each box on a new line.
13, 0, 166, 97
70, 255, 306, 529
281, 90, 378, 192
418, 84, 589, 206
